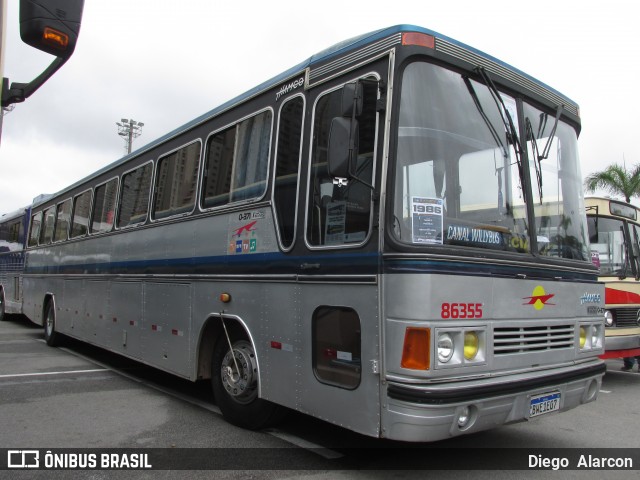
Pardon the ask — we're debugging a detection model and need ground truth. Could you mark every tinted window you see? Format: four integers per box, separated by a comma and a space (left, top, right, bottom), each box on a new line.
307, 80, 376, 247
154, 142, 200, 219
273, 97, 304, 249
312, 306, 361, 389
91, 178, 118, 234
28, 212, 42, 247
202, 110, 272, 208
54, 199, 72, 242
40, 207, 56, 245
119, 163, 152, 227
71, 190, 92, 238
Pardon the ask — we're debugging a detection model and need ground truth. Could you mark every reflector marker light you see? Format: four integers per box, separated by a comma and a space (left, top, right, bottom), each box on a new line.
401, 327, 430, 370
402, 32, 435, 49
219, 293, 231, 303
43, 27, 69, 50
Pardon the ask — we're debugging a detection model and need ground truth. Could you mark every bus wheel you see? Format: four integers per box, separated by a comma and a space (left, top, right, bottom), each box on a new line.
44, 301, 60, 347
0, 290, 5, 322
211, 335, 284, 430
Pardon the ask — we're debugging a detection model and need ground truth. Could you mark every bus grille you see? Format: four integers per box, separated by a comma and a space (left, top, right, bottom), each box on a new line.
614, 308, 640, 328
494, 325, 574, 355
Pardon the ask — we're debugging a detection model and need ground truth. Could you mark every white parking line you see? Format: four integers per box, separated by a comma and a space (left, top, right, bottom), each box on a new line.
56, 345, 343, 459
266, 429, 344, 459
0, 368, 107, 379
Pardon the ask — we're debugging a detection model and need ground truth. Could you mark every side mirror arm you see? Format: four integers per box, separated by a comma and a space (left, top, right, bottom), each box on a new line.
2, 57, 68, 106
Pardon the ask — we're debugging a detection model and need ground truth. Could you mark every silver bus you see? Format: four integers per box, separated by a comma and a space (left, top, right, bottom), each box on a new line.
11, 25, 605, 442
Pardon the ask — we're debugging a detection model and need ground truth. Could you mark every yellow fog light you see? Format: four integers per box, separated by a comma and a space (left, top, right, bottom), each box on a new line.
579, 326, 587, 348
464, 331, 479, 360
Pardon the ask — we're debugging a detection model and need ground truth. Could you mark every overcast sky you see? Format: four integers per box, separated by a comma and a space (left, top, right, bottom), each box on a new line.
1, 0, 638, 214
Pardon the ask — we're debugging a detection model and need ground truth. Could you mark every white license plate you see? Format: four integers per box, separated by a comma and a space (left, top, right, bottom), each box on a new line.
529, 392, 560, 418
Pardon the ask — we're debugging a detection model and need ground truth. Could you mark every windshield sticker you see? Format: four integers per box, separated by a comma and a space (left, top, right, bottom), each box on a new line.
411, 197, 443, 244
446, 224, 503, 247
325, 201, 347, 245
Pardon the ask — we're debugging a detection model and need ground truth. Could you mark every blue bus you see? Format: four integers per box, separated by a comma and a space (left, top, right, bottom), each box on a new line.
0, 205, 29, 320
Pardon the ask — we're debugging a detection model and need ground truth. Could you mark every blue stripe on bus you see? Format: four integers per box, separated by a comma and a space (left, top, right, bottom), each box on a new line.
22, 251, 596, 281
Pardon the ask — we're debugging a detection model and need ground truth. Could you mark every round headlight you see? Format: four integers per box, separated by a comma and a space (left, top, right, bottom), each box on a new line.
464, 331, 479, 360
579, 326, 587, 348
437, 333, 454, 363
604, 310, 614, 327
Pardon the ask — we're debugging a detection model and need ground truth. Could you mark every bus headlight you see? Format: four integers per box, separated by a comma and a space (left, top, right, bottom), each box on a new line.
604, 310, 614, 327
579, 322, 604, 351
579, 326, 587, 348
464, 331, 479, 360
437, 333, 454, 363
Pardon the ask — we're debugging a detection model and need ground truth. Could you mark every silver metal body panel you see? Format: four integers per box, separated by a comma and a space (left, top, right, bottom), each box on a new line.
380, 271, 605, 440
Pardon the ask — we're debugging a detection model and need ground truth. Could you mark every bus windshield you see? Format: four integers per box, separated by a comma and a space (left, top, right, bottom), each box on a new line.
391, 61, 588, 260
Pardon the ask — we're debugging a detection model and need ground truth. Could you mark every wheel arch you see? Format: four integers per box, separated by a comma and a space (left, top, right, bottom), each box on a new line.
196, 313, 258, 382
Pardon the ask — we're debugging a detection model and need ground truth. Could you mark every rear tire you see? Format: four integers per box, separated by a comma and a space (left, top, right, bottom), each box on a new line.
211, 332, 285, 430
44, 300, 61, 346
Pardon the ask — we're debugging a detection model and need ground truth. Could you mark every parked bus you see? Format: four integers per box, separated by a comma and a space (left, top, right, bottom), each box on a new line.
0, 205, 29, 320
585, 196, 640, 361
11, 25, 605, 442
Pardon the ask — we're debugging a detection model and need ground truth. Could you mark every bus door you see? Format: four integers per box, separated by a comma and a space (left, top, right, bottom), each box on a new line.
297, 67, 387, 437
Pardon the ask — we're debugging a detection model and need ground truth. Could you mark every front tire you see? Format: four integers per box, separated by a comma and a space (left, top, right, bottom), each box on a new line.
44, 300, 61, 346
211, 333, 284, 430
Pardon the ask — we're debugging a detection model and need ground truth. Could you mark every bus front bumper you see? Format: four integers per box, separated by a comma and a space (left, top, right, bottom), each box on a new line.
382, 361, 605, 442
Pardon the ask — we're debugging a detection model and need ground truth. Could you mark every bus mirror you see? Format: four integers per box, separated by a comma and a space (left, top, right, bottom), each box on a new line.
328, 117, 359, 180
340, 82, 363, 117
20, 0, 84, 59
2, 0, 85, 107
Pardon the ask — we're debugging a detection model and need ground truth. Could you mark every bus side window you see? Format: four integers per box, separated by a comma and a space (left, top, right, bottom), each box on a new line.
28, 212, 42, 247
273, 96, 304, 249
40, 207, 56, 245
312, 306, 361, 390
119, 162, 152, 228
70, 190, 92, 238
307, 79, 377, 247
153, 142, 200, 220
53, 199, 72, 242
91, 178, 118, 234
202, 110, 272, 210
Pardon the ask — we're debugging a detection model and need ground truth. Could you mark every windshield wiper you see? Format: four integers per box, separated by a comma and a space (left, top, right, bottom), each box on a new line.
463, 76, 508, 160
526, 119, 544, 203
525, 106, 563, 204
473, 67, 526, 199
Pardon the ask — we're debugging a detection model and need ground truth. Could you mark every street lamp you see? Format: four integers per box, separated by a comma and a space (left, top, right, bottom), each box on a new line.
116, 118, 144, 154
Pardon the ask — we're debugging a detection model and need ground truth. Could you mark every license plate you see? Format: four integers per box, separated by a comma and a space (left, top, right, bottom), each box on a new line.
529, 392, 560, 418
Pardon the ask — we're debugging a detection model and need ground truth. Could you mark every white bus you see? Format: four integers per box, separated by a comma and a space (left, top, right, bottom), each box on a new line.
8, 25, 605, 442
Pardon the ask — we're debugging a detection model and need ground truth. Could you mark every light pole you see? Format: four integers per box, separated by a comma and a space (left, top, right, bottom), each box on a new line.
116, 118, 144, 154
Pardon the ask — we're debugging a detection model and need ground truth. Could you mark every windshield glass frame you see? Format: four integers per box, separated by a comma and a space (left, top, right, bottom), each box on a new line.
389, 59, 589, 262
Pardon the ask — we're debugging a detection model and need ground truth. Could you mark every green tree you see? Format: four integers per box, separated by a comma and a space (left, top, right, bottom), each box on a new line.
584, 163, 640, 203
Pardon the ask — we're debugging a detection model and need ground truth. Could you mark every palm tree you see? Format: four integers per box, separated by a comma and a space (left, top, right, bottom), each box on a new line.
584, 163, 640, 203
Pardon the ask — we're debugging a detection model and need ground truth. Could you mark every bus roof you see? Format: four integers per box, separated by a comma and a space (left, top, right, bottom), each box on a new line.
33, 24, 578, 209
